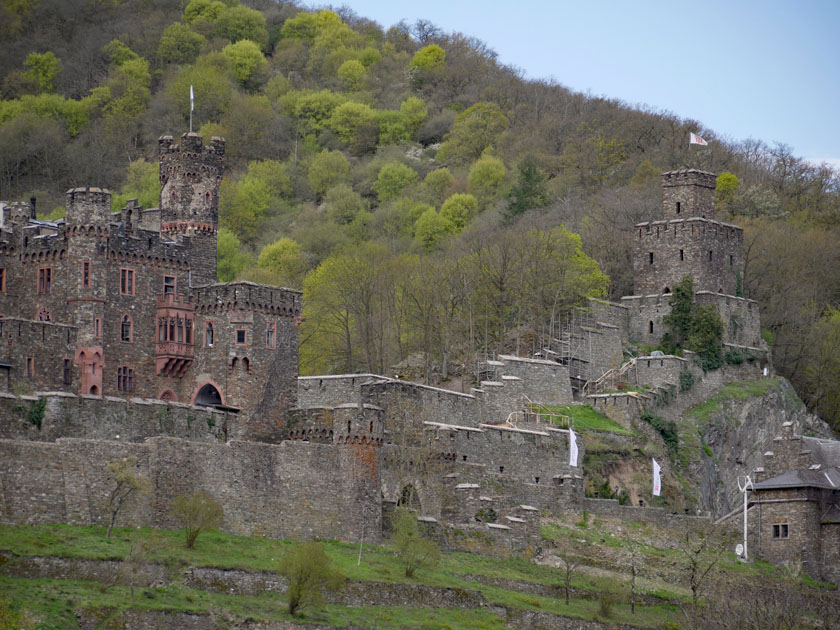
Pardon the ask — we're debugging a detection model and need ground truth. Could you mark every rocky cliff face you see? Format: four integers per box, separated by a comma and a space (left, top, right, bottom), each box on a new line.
680, 377, 832, 518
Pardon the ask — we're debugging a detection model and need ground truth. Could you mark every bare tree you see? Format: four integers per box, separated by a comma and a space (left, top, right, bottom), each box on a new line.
554, 539, 583, 606
105, 456, 149, 538
677, 522, 734, 625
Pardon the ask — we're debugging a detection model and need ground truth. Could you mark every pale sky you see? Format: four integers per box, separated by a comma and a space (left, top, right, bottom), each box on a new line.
316, 0, 840, 169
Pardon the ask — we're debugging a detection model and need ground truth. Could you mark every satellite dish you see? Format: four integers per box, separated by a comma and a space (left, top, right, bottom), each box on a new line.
735, 543, 744, 556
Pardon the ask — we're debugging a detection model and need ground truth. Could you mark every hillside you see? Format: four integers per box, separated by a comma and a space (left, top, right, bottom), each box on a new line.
2, 517, 838, 629
1, 1, 839, 432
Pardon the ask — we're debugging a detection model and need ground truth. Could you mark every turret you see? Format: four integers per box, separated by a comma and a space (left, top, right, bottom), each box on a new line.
65, 187, 111, 227
158, 132, 225, 286
660, 169, 717, 220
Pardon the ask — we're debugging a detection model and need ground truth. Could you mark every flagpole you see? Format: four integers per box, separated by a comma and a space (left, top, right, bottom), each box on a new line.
189, 84, 194, 133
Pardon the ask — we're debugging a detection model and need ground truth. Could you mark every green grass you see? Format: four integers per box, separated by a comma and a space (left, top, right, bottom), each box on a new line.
688, 378, 781, 424
535, 404, 635, 435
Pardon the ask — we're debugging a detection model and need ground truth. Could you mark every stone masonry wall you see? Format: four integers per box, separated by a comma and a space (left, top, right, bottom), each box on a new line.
0, 318, 78, 393
0, 435, 380, 543
0, 391, 232, 443
695, 291, 763, 348
496, 354, 573, 404
297, 374, 387, 408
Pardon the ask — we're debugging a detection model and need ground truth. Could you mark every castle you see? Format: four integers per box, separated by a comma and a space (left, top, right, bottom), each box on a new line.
4, 133, 836, 584
0, 133, 300, 433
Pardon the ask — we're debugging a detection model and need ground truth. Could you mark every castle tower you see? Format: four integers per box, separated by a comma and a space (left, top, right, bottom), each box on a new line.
633, 170, 744, 296
158, 132, 225, 286
65, 187, 112, 395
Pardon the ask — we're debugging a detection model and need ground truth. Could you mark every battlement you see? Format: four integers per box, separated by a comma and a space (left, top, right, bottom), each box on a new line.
635, 217, 743, 241
158, 132, 225, 169
65, 187, 112, 227
660, 169, 717, 220
194, 281, 301, 317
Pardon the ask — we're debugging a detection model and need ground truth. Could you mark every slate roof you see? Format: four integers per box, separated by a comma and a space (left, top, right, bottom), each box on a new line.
801, 436, 840, 468
822, 505, 840, 524
753, 467, 840, 491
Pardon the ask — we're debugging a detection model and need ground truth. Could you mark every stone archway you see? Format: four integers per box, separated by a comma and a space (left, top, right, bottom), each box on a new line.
159, 389, 177, 403
192, 381, 224, 407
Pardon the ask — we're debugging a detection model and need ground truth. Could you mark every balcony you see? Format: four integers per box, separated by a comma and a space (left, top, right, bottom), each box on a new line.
156, 342, 194, 378
156, 293, 195, 378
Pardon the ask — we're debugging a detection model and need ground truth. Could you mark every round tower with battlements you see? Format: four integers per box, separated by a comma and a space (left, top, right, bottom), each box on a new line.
158, 132, 225, 286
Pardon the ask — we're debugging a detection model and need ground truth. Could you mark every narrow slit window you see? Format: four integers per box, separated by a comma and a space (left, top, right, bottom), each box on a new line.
649, 252, 654, 265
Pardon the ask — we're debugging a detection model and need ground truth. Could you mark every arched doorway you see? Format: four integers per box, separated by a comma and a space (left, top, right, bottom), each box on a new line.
193, 382, 223, 407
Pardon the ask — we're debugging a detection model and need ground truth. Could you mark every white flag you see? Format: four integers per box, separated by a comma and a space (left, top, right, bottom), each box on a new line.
190, 85, 194, 113
652, 458, 662, 496
569, 429, 579, 468
690, 132, 708, 146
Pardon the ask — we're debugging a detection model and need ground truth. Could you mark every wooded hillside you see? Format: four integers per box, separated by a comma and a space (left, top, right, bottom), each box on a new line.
2, 0, 839, 430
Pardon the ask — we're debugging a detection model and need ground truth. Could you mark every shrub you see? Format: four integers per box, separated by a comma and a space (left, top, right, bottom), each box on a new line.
641, 412, 679, 451
598, 588, 620, 618
679, 370, 694, 392
171, 491, 224, 549
392, 507, 440, 577
277, 541, 344, 616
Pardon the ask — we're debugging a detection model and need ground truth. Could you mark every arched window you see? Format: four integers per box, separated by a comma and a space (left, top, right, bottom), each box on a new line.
204, 191, 212, 206
242, 357, 250, 373
36, 307, 51, 322
169, 190, 176, 204
205, 322, 214, 346
121, 315, 132, 342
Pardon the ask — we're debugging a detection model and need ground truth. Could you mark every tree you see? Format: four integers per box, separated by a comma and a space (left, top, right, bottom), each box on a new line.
372, 162, 419, 203
409, 44, 445, 71
157, 22, 206, 64
222, 39, 266, 87
661, 276, 724, 368
217, 228, 252, 282
277, 541, 344, 616
804, 307, 840, 433
171, 491, 224, 549
468, 155, 507, 209
324, 184, 367, 225
677, 522, 732, 624
105, 457, 149, 538
554, 539, 582, 605
392, 507, 440, 578
257, 237, 309, 290
413, 208, 453, 250
23, 51, 62, 93
422, 168, 454, 205
337, 59, 365, 91
436, 102, 509, 164
440, 193, 478, 232
329, 101, 377, 145
399, 97, 427, 138
506, 156, 550, 220
111, 159, 161, 212
308, 149, 351, 198
714, 171, 740, 212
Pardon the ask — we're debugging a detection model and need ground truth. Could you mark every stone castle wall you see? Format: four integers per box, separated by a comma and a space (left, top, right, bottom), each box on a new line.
0, 435, 380, 543
297, 374, 387, 408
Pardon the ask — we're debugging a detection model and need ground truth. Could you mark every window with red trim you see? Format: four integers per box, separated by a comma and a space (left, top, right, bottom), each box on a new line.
0, 268, 5, 292
163, 275, 175, 295
266, 322, 276, 349
25, 357, 34, 377
120, 268, 134, 295
38, 267, 51, 293
94, 317, 101, 338
117, 366, 134, 392
235, 329, 247, 345
36, 307, 51, 322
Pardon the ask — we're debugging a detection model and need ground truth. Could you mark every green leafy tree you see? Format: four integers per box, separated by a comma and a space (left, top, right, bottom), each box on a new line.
216, 4, 268, 49
804, 307, 840, 433
277, 541, 344, 616
23, 51, 62, 93
217, 228, 252, 282
468, 155, 507, 209
392, 507, 440, 578
399, 96, 427, 137
219, 159, 292, 242
372, 162, 419, 203
440, 193, 478, 232
375, 198, 432, 239
337, 59, 365, 91
308, 150, 351, 198
111, 159, 161, 211
158, 22, 206, 64
715, 171, 740, 211
436, 102, 509, 164
282, 89, 347, 136
168, 55, 234, 124
324, 184, 367, 225
222, 39, 266, 86
409, 44, 445, 71
257, 237, 309, 289
171, 491, 224, 549
422, 168, 454, 205
377, 110, 409, 145
329, 101, 377, 144
506, 156, 550, 220
413, 208, 453, 250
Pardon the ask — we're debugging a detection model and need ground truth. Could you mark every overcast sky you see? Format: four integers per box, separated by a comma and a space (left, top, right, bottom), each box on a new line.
315, 0, 840, 169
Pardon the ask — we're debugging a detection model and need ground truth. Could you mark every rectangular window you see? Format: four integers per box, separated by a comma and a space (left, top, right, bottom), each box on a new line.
676, 201, 681, 214
117, 366, 135, 392
38, 267, 51, 294
679, 249, 684, 261
163, 275, 176, 295
772, 523, 789, 539
266, 322, 276, 349
82, 261, 90, 288
235, 329, 247, 345
94, 317, 101, 338
709, 250, 713, 261
730, 255, 734, 266
649, 252, 654, 265
25, 357, 34, 377
0, 267, 5, 292
63, 358, 71, 385
120, 268, 134, 295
